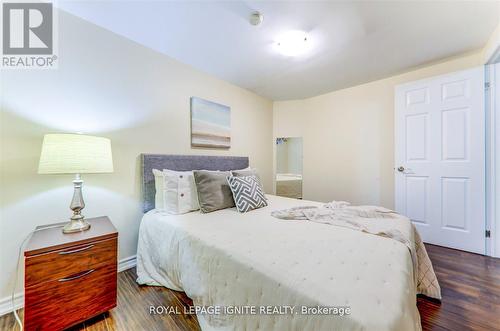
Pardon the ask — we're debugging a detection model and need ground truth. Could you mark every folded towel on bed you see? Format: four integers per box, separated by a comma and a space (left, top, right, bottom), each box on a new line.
271, 202, 442, 300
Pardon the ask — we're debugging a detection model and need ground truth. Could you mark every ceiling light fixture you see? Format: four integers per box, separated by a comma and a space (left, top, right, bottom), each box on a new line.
275, 30, 310, 57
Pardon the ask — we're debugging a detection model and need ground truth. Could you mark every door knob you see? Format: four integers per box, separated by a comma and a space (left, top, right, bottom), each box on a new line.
397, 166, 405, 172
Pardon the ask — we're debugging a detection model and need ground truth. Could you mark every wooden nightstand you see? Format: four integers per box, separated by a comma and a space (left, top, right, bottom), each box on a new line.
24, 216, 118, 331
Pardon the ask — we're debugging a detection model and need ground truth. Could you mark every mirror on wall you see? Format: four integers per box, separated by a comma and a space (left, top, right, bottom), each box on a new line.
276, 137, 303, 199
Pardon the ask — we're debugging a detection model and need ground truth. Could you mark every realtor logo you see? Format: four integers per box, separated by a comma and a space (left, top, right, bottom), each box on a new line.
1, 1, 58, 68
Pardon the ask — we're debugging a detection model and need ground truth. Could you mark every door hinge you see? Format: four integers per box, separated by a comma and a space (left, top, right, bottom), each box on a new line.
485, 82, 491, 90
485, 230, 491, 238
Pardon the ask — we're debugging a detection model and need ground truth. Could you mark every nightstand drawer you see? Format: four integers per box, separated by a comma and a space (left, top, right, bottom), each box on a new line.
24, 263, 117, 331
25, 237, 117, 286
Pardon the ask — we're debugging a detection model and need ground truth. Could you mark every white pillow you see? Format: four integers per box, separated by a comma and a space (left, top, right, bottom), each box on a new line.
152, 169, 199, 214
153, 169, 166, 210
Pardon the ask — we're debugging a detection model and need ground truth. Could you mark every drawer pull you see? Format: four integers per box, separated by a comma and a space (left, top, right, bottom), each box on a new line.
58, 269, 95, 282
58, 245, 94, 255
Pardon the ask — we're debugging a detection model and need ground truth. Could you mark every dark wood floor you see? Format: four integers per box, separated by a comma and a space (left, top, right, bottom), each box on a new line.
417, 244, 500, 331
1, 244, 499, 331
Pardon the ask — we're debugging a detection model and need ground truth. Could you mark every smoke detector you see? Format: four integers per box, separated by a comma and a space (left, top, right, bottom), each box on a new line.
249, 11, 263, 26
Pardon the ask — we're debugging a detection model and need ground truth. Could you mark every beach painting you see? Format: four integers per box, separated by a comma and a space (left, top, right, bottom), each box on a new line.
191, 97, 231, 149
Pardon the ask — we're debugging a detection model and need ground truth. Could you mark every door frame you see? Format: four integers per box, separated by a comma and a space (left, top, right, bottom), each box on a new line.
485, 34, 500, 258
486, 63, 499, 258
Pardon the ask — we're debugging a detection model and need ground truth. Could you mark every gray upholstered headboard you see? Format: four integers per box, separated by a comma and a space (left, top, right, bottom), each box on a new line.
141, 154, 249, 212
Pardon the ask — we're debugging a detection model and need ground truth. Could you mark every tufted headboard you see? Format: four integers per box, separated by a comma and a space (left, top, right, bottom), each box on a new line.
141, 154, 249, 212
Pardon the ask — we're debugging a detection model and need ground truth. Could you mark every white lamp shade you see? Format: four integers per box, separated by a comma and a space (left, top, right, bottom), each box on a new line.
38, 134, 114, 174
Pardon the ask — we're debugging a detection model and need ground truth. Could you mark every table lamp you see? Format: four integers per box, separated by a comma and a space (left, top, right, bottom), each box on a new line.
38, 134, 114, 233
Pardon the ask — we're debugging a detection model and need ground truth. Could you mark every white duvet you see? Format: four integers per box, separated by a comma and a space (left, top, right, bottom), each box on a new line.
137, 195, 422, 331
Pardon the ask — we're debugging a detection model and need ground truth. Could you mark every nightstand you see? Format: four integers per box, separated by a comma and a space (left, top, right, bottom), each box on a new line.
24, 216, 118, 331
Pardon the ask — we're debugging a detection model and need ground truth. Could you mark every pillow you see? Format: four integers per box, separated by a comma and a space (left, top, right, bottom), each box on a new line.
231, 167, 256, 177
153, 169, 166, 209
193, 170, 235, 213
227, 175, 268, 213
232, 166, 251, 172
164, 169, 200, 213
231, 168, 261, 182
152, 169, 199, 214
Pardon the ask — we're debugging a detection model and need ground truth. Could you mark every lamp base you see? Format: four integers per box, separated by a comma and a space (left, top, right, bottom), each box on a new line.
63, 173, 90, 234
62, 218, 91, 234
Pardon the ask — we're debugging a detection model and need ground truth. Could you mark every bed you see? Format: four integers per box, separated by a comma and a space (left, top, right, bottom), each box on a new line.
276, 173, 302, 199
136, 154, 423, 331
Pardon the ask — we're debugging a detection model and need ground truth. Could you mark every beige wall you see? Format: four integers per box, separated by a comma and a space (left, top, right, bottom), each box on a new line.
0, 11, 273, 301
274, 52, 483, 208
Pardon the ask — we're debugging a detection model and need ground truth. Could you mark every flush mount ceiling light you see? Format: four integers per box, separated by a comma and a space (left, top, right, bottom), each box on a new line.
275, 30, 310, 57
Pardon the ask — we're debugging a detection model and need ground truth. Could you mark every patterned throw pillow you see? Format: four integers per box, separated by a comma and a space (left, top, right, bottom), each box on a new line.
227, 175, 268, 213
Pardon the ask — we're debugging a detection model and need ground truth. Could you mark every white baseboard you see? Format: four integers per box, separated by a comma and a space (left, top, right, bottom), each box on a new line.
0, 255, 137, 317
0, 292, 23, 317
118, 254, 137, 272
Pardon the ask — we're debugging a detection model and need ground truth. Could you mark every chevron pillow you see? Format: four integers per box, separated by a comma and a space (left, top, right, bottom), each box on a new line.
227, 175, 268, 213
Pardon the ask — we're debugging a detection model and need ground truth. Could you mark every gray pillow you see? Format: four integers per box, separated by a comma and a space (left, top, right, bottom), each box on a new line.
231, 168, 261, 182
193, 170, 235, 213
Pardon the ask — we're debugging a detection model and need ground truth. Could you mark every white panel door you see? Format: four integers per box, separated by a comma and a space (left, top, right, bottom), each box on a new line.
395, 67, 485, 254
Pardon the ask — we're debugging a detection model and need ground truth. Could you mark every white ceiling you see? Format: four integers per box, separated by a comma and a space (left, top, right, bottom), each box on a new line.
59, 1, 499, 100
